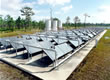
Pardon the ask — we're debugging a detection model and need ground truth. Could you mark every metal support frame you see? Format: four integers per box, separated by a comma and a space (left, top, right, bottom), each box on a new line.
51, 30, 104, 69
2, 28, 104, 71
29, 33, 79, 43
15, 49, 17, 56
6, 41, 58, 69
73, 31, 90, 41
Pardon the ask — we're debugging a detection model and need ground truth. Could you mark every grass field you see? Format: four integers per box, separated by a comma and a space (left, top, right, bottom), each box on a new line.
0, 29, 41, 38
67, 29, 110, 80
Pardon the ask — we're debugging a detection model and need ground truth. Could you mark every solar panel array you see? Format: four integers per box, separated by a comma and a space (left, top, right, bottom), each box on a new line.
0, 27, 104, 68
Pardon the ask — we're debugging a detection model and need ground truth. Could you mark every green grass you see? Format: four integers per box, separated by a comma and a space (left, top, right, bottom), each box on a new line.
67, 29, 110, 80
63, 26, 81, 30
0, 29, 41, 38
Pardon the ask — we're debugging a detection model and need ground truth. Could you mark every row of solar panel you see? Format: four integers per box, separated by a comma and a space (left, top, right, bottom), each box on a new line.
0, 28, 104, 62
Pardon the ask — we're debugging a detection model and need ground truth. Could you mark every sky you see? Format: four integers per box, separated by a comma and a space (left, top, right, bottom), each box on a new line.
0, 0, 110, 23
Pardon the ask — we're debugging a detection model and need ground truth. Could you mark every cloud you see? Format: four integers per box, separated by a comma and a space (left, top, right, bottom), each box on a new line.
61, 5, 73, 13
1, 0, 37, 19
55, 11, 61, 15
78, 5, 110, 23
33, 9, 41, 14
1, 0, 21, 18
0, 0, 73, 21
22, 2, 36, 8
91, 5, 110, 23
98, 5, 110, 12
32, 15, 50, 21
37, 0, 71, 6
0, 0, 1, 14
54, 5, 73, 15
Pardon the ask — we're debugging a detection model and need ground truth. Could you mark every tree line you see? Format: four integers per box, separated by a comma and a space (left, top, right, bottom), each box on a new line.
63, 16, 110, 28
0, 6, 110, 32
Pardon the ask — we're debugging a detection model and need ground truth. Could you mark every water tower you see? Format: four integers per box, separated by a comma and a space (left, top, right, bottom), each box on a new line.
45, 19, 51, 31
58, 20, 62, 30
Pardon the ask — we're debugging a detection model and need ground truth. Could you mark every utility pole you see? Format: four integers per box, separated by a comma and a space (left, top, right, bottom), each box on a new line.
0, 15, 3, 28
50, 8, 52, 20
50, 8, 53, 30
84, 13, 90, 27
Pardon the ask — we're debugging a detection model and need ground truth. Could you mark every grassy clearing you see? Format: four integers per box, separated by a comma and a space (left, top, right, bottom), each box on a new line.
67, 29, 110, 80
63, 26, 81, 30
0, 29, 41, 38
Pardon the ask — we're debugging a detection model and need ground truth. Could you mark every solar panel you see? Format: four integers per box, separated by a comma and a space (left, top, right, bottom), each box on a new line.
10, 41, 24, 49
80, 35, 90, 40
24, 40, 42, 54
69, 40, 79, 47
44, 43, 73, 61
22, 35, 31, 39
77, 38, 84, 45
4, 37, 27, 50
39, 41, 53, 49
87, 33, 94, 38
92, 32, 96, 36
29, 36, 40, 40
48, 35, 55, 38
58, 32, 66, 36
59, 36, 67, 39
0, 38, 2, 46
75, 32, 84, 36
0, 37, 22, 49
53, 38, 67, 44
0, 28, 104, 68
0, 38, 11, 47
38, 34, 46, 37
40, 37, 52, 41
57, 43, 73, 54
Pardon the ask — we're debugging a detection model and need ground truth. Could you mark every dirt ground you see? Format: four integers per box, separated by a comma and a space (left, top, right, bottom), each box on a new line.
0, 61, 40, 80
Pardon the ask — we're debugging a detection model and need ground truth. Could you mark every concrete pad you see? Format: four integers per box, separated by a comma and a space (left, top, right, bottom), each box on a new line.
0, 30, 106, 80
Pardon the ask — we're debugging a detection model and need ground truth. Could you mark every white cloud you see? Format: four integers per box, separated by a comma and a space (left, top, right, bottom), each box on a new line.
33, 9, 41, 14
78, 5, 110, 23
22, 2, 36, 8
1, 0, 37, 19
0, 0, 72, 21
0, 0, 1, 14
32, 15, 50, 21
90, 5, 110, 23
55, 5, 73, 15
1, 0, 22, 18
61, 5, 73, 13
55, 11, 61, 15
37, 0, 71, 6
98, 5, 110, 12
